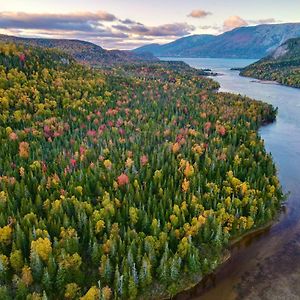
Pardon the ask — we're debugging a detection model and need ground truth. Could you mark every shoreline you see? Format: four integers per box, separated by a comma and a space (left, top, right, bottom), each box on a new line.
238, 72, 300, 90
142, 212, 283, 300
170, 217, 279, 300
147, 65, 284, 300
250, 79, 280, 85
161, 59, 299, 300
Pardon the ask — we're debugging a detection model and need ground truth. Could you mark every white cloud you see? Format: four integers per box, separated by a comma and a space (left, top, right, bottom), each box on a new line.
188, 10, 212, 18
0, 10, 196, 49
223, 16, 248, 31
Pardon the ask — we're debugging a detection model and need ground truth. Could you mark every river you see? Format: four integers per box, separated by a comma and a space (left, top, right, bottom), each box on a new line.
162, 58, 300, 299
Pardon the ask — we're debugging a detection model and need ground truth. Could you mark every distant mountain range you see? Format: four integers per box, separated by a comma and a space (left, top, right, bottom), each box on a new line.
0, 34, 157, 66
134, 23, 300, 59
241, 37, 300, 88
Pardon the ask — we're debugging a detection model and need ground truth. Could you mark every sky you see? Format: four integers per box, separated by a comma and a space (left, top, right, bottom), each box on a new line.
0, 0, 300, 49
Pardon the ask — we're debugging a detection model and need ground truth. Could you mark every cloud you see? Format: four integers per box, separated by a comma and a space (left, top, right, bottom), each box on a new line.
0, 10, 196, 49
0, 11, 117, 33
121, 19, 139, 25
113, 23, 195, 37
199, 25, 221, 31
248, 18, 281, 25
188, 10, 212, 18
101, 39, 154, 49
222, 16, 281, 32
0, 11, 194, 38
0, 11, 117, 38
223, 16, 248, 31
0, 11, 117, 22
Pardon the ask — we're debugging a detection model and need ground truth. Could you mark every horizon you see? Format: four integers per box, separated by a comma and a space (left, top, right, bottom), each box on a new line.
2, 21, 300, 51
0, 0, 300, 49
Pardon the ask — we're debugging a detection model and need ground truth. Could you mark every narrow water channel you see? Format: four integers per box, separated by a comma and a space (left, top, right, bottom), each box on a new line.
163, 57, 300, 300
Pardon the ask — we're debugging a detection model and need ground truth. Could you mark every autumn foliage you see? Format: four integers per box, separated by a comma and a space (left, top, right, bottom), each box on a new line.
0, 43, 282, 299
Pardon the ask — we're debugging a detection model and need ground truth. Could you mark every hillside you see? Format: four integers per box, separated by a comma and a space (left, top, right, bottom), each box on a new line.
241, 38, 300, 88
0, 42, 282, 299
0, 34, 157, 66
134, 23, 300, 59
134, 35, 215, 57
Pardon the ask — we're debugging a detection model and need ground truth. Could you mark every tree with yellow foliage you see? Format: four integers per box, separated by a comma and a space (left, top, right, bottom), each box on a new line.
31, 237, 52, 262
80, 286, 100, 300
0, 225, 12, 246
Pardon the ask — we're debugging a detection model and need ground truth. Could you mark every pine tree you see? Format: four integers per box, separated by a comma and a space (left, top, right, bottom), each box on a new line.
113, 265, 121, 299
139, 255, 152, 289
30, 251, 43, 282
56, 266, 67, 293
91, 241, 101, 266
47, 254, 57, 280
128, 275, 137, 300
132, 263, 138, 286
100, 255, 112, 284
170, 254, 181, 282
10, 250, 24, 273
187, 246, 200, 274
42, 268, 52, 293
15, 281, 29, 300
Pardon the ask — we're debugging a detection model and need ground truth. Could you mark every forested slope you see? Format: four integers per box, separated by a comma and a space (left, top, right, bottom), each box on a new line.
0, 43, 282, 299
241, 38, 300, 88
0, 35, 157, 66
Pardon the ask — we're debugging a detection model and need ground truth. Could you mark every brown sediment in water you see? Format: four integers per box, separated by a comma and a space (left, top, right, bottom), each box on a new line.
169, 218, 277, 300
160, 57, 300, 300
184, 58, 300, 300
172, 195, 300, 300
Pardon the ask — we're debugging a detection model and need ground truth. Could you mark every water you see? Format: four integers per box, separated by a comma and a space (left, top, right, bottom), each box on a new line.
161, 58, 300, 299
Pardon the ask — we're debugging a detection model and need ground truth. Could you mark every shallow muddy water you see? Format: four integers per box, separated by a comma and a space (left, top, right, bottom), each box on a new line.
162, 57, 300, 300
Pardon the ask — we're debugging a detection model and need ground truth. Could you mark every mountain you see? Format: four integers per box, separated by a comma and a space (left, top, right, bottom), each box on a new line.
240, 38, 300, 88
134, 23, 300, 59
0, 34, 157, 66
134, 34, 215, 57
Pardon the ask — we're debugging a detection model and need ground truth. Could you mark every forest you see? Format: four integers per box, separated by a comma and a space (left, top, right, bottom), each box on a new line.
0, 43, 282, 299
241, 38, 300, 88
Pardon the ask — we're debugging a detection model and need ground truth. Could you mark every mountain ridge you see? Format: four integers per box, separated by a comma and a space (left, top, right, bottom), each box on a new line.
240, 37, 300, 88
0, 34, 157, 66
134, 23, 300, 59
134, 34, 215, 57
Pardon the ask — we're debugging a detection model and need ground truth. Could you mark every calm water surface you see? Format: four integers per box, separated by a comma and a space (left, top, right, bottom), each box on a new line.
162, 58, 300, 299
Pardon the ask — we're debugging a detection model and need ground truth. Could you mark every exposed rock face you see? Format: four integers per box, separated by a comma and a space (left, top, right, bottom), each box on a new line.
134, 23, 300, 59
240, 37, 300, 88
272, 44, 289, 59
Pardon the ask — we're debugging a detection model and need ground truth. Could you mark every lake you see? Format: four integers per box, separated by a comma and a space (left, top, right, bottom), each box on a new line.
161, 57, 300, 299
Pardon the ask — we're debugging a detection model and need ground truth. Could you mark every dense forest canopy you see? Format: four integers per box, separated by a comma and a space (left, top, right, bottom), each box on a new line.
0, 43, 282, 299
0, 34, 157, 67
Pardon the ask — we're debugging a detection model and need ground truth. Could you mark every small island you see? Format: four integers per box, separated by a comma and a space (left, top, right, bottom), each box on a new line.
198, 68, 220, 77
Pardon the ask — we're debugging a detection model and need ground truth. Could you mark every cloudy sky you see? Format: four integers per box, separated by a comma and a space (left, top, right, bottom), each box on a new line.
0, 0, 300, 49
